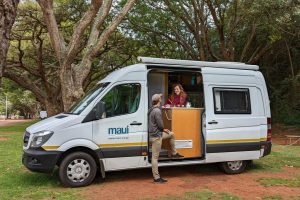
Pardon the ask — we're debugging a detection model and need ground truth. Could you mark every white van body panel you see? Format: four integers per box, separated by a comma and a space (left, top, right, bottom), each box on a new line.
57, 139, 99, 151
26, 114, 81, 134
93, 80, 147, 169
205, 151, 261, 163
100, 64, 147, 83
104, 156, 146, 171
256, 72, 271, 117
40, 120, 93, 151
201, 67, 268, 161
25, 115, 87, 151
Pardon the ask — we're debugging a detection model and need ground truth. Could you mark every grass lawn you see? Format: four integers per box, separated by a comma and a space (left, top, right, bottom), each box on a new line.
0, 121, 300, 200
250, 145, 300, 172
0, 121, 81, 200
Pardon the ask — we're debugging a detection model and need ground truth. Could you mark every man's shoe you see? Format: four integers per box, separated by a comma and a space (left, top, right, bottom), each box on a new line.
154, 177, 168, 183
171, 153, 184, 159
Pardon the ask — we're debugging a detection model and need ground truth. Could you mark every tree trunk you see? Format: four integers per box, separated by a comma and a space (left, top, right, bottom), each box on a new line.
59, 64, 85, 111
0, 0, 19, 82
44, 99, 62, 116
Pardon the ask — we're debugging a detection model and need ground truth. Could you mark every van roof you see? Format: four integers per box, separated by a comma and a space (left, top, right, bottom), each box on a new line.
99, 57, 260, 83
99, 64, 147, 83
138, 57, 259, 71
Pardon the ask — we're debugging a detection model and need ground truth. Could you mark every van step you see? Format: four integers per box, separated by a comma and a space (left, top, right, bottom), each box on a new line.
148, 148, 171, 161
149, 157, 185, 162
158, 157, 171, 161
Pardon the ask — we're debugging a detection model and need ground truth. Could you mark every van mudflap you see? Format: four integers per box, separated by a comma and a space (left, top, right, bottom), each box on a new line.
262, 141, 272, 157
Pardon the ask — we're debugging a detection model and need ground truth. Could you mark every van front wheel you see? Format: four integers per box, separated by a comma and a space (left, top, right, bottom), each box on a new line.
59, 152, 97, 187
219, 160, 248, 174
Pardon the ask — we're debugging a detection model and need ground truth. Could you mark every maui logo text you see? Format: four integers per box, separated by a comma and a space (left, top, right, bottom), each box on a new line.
108, 126, 129, 135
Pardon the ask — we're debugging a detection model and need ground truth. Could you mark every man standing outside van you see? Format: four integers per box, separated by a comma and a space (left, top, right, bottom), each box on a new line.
148, 94, 183, 183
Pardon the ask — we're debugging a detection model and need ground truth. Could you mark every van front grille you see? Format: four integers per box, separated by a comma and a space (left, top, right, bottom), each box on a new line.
23, 131, 30, 147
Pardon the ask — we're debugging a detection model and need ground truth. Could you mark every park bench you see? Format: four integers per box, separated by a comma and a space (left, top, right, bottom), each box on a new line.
285, 135, 300, 145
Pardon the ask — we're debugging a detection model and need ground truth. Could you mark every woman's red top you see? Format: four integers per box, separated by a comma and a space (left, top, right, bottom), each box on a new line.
166, 94, 187, 107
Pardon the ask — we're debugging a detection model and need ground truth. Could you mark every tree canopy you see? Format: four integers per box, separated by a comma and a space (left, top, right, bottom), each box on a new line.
1, 0, 299, 124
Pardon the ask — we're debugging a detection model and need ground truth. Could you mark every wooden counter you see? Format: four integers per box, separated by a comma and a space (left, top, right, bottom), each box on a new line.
162, 107, 204, 158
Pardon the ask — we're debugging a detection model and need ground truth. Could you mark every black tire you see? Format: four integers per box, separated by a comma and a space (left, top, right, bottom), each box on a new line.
218, 160, 248, 174
59, 152, 97, 187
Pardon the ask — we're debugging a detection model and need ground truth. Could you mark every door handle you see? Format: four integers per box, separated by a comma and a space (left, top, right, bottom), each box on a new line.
130, 121, 142, 126
208, 120, 218, 124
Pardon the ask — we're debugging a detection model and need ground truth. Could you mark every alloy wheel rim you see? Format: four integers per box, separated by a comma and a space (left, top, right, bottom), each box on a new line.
227, 161, 243, 171
67, 159, 91, 183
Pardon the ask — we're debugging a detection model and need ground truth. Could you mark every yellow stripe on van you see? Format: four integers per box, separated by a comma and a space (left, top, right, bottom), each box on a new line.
42, 138, 268, 150
98, 142, 148, 148
207, 138, 265, 144
42, 146, 60, 150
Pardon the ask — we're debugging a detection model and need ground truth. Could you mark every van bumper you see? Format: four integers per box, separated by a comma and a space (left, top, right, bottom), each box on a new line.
262, 141, 272, 157
22, 149, 61, 173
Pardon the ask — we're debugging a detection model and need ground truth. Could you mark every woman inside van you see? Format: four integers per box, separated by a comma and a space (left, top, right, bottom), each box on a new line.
166, 84, 187, 107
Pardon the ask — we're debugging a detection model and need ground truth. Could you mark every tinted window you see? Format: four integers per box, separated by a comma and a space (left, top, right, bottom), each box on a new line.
101, 83, 141, 118
213, 88, 251, 114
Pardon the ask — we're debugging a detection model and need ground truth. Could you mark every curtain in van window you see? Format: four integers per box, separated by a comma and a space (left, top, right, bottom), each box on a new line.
214, 88, 251, 114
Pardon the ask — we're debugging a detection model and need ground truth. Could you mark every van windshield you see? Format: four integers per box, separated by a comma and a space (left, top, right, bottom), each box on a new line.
67, 82, 109, 115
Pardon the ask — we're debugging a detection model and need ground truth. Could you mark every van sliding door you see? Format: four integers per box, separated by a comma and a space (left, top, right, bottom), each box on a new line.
204, 83, 263, 162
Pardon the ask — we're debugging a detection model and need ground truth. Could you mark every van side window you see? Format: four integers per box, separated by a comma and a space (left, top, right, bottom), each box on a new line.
101, 83, 141, 118
213, 88, 251, 114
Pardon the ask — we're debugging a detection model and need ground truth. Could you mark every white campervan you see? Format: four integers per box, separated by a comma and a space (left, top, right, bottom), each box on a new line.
22, 57, 272, 187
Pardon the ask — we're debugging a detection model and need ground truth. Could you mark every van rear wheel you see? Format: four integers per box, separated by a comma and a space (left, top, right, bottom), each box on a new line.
59, 152, 97, 187
219, 160, 248, 174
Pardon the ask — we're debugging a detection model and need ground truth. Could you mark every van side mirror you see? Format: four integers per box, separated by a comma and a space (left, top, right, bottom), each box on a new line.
82, 101, 106, 123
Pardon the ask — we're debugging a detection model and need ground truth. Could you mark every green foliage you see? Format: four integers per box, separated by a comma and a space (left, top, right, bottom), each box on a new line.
0, 79, 37, 118
126, 0, 300, 126
263, 54, 300, 126
4, 0, 300, 124
0, 121, 81, 200
125, 0, 194, 59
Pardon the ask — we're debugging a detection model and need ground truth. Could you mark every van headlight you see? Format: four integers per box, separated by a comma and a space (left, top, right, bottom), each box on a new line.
30, 130, 54, 148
